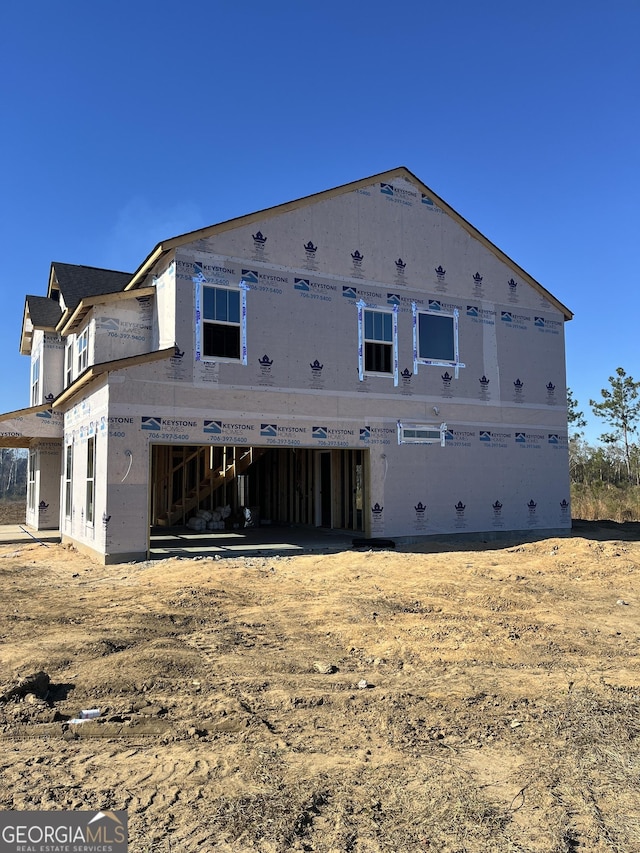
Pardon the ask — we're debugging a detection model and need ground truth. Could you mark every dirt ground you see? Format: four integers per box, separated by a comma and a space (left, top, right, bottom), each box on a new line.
0, 501, 26, 525
1, 525, 639, 852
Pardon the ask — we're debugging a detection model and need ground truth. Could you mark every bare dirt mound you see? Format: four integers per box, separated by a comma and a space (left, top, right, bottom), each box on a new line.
0, 532, 639, 851
0, 500, 25, 525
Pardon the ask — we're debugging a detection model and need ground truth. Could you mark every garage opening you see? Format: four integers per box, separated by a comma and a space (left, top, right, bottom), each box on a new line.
150, 444, 367, 535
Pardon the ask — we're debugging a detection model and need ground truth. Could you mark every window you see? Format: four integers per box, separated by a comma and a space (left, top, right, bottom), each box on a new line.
413, 305, 465, 376
202, 286, 241, 359
27, 451, 36, 510
364, 309, 393, 373
398, 421, 447, 446
30, 356, 40, 406
64, 443, 73, 518
64, 338, 74, 387
86, 436, 95, 524
77, 328, 88, 374
358, 302, 398, 384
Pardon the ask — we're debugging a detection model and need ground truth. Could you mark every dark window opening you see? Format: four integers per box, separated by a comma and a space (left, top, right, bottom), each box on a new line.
365, 341, 392, 374
203, 323, 240, 359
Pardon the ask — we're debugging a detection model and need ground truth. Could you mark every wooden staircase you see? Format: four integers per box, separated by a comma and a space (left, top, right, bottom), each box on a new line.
154, 446, 267, 527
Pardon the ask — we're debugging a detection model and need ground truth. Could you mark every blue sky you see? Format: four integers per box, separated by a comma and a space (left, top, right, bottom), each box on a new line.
1, 1, 638, 443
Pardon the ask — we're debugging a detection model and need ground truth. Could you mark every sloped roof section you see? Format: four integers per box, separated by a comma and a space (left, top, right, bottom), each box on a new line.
49, 263, 132, 315
125, 166, 572, 320
20, 295, 64, 355
25, 295, 63, 328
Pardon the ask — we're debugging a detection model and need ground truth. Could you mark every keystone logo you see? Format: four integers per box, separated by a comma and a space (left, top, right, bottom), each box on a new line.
501, 311, 513, 323
401, 368, 412, 380
441, 371, 452, 386
38, 501, 49, 510
380, 183, 394, 196
294, 278, 310, 291
548, 434, 559, 444
435, 265, 446, 280
422, 194, 434, 205
429, 300, 442, 311
304, 240, 317, 255
387, 293, 401, 306
455, 501, 466, 515
493, 500, 503, 513
96, 317, 120, 331
372, 502, 384, 515
36, 409, 53, 419
395, 258, 406, 270
342, 286, 357, 300
313, 426, 328, 439
141, 416, 162, 431
204, 420, 223, 434
252, 230, 267, 244
415, 501, 427, 514
508, 278, 518, 291
535, 316, 546, 327
528, 500, 537, 510
479, 375, 490, 387
514, 379, 524, 391
547, 382, 556, 392
310, 359, 323, 373
241, 269, 259, 284
258, 354, 273, 367
560, 499, 569, 510
515, 432, 527, 443
473, 272, 483, 284
480, 431, 492, 442
172, 346, 184, 359
360, 427, 371, 441
260, 424, 277, 437
467, 306, 479, 317
351, 250, 364, 264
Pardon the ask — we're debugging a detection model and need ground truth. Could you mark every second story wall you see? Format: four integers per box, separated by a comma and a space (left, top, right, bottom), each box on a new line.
31, 329, 64, 406
92, 293, 154, 364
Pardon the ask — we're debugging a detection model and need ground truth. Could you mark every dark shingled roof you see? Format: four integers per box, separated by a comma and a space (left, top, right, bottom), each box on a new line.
25, 295, 63, 328
51, 262, 133, 314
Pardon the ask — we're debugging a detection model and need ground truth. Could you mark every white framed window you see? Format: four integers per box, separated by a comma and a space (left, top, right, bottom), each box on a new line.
30, 356, 40, 406
27, 451, 37, 510
64, 338, 74, 387
412, 304, 465, 376
64, 443, 73, 518
201, 285, 241, 360
86, 436, 95, 525
398, 421, 447, 446
358, 301, 398, 384
77, 328, 89, 374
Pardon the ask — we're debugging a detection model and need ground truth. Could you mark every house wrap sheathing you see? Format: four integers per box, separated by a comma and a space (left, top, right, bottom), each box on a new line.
1, 168, 573, 563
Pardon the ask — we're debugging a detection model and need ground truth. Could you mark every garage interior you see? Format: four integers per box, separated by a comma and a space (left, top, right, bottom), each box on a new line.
150, 444, 367, 536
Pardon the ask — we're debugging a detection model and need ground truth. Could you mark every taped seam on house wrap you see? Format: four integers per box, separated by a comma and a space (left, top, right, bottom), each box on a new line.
239, 280, 249, 366
193, 266, 204, 362
392, 303, 399, 387
357, 299, 365, 381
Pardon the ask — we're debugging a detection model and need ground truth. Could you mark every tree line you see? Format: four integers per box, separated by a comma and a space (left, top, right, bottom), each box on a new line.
569, 367, 640, 486
0, 449, 27, 500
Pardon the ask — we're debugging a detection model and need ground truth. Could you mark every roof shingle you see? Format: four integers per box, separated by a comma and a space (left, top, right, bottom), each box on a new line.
51, 263, 132, 313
